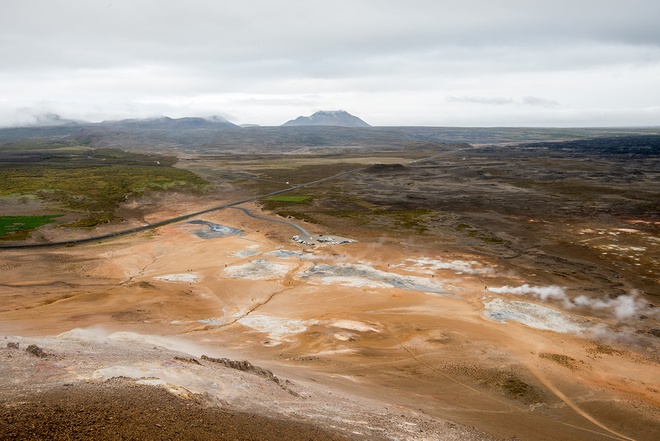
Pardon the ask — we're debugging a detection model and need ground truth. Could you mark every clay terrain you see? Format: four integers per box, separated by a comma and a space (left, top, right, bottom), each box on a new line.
0, 126, 659, 440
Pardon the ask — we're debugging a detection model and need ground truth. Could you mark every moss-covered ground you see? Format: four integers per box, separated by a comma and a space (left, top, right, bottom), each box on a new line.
0, 215, 63, 240
0, 145, 207, 232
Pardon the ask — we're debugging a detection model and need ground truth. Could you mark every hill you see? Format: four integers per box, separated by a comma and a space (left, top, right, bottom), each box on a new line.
282, 110, 371, 127
99, 116, 239, 130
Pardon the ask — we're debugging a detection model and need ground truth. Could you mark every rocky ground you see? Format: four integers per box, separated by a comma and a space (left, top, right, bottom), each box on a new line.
0, 334, 492, 441
1, 139, 659, 440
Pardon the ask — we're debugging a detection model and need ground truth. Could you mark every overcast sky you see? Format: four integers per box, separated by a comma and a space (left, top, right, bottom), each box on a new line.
1, 0, 659, 127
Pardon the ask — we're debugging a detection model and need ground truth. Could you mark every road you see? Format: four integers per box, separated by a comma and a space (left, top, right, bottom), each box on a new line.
231, 206, 313, 241
0, 168, 362, 249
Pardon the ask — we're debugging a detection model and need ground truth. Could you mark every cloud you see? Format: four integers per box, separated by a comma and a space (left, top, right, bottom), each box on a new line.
446, 96, 560, 108
522, 96, 559, 108
446, 96, 514, 106
0, 1, 659, 126
573, 290, 651, 321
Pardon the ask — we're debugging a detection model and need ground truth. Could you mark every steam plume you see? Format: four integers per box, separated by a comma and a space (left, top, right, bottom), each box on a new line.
488, 285, 654, 321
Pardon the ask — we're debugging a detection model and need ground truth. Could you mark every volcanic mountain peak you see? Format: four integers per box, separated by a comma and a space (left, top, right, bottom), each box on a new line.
282, 110, 371, 127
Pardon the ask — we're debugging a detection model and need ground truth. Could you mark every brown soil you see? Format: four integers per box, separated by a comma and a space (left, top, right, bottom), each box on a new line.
1, 158, 658, 441
0, 380, 349, 441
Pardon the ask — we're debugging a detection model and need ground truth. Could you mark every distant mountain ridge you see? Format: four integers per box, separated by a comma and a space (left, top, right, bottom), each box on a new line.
11, 114, 239, 130
99, 116, 239, 130
10, 112, 371, 130
282, 110, 371, 127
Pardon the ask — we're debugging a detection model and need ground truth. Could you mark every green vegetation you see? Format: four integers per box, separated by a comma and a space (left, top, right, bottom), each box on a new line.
1, 164, 204, 210
0, 144, 207, 231
260, 194, 313, 214
263, 195, 311, 203
0, 215, 62, 240
257, 185, 437, 233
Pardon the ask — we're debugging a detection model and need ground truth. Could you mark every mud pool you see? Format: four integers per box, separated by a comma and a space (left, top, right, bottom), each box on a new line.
185, 220, 243, 239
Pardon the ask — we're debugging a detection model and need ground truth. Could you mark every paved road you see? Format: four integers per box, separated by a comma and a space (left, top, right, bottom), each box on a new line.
0, 168, 363, 249
231, 206, 313, 241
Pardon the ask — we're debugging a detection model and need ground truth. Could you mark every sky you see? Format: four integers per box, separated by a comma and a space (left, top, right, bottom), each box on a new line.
1, 0, 659, 127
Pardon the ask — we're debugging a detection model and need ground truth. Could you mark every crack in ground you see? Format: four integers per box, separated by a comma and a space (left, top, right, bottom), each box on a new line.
188, 263, 305, 332
120, 244, 177, 286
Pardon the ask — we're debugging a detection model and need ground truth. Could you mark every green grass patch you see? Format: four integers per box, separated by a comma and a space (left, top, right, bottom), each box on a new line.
260, 194, 313, 211
0, 215, 62, 240
262, 195, 311, 203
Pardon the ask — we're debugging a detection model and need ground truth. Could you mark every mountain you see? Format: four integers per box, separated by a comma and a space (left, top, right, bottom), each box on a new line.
282, 110, 371, 127
31, 113, 82, 127
99, 116, 239, 130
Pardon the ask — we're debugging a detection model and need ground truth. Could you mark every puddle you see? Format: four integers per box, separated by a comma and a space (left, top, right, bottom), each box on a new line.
301, 263, 451, 296
484, 298, 587, 334
224, 259, 294, 280
185, 220, 243, 239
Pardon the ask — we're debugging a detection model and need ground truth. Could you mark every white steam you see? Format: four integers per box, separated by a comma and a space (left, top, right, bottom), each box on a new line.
488, 284, 572, 308
573, 291, 650, 320
488, 285, 653, 321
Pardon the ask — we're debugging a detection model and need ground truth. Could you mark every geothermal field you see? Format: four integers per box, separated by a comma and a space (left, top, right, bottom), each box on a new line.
0, 125, 658, 440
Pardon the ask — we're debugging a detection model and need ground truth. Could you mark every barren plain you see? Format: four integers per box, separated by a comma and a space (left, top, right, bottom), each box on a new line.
0, 126, 658, 440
